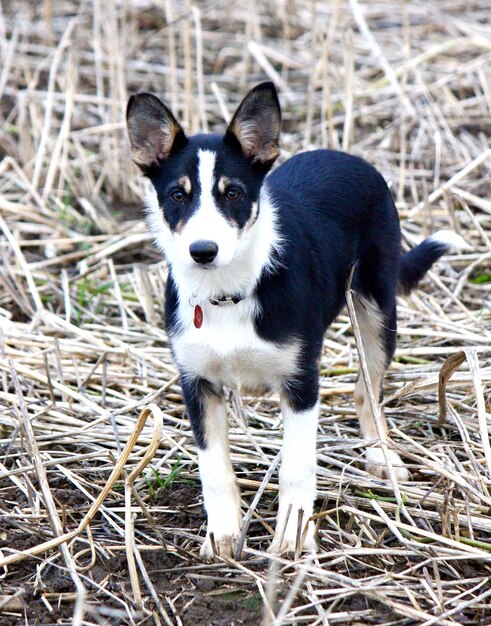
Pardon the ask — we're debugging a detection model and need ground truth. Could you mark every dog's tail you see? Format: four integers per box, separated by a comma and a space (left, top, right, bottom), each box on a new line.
399, 230, 470, 294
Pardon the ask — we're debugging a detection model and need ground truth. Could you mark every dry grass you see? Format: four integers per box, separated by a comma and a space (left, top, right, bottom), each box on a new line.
1, 0, 491, 624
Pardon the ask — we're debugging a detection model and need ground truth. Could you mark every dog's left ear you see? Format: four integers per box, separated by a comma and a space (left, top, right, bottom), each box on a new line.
225, 82, 281, 166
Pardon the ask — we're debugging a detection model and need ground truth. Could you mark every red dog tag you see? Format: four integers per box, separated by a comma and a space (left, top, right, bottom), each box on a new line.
194, 304, 203, 329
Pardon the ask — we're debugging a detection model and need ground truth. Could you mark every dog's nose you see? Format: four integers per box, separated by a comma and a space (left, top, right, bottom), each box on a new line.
189, 240, 219, 264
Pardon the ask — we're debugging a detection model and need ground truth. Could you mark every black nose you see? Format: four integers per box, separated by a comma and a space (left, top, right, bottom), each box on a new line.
189, 240, 219, 264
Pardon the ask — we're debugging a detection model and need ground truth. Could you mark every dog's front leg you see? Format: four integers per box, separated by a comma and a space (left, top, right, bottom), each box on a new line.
269, 374, 319, 555
181, 376, 242, 560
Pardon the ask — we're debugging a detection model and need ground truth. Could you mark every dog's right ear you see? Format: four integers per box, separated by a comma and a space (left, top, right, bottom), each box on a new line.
126, 93, 186, 170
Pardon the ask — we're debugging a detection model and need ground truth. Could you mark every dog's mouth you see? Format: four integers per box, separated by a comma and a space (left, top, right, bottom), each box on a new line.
190, 261, 217, 271
189, 251, 237, 271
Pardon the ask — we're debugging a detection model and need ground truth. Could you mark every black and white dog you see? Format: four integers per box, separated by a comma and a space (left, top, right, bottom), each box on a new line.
126, 82, 465, 559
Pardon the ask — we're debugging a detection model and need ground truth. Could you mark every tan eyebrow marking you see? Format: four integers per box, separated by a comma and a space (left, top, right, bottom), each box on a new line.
179, 176, 192, 194
175, 218, 186, 233
218, 176, 231, 193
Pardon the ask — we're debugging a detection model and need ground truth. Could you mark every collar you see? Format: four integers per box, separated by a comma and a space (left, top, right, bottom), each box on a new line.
192, 293, 245, 328
209, 294, 244, 306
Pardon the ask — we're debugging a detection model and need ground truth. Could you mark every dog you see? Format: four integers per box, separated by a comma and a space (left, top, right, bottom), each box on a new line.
126, 82, 466, 559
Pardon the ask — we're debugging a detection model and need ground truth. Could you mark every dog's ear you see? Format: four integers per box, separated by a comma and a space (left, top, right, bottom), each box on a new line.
126, 93, 186, 170
225, 82, 281, 166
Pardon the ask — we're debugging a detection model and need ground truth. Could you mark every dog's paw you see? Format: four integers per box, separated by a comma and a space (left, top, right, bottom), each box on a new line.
199, 533, 243, 561
366, 447, 409, 481
267, 521, 316, 557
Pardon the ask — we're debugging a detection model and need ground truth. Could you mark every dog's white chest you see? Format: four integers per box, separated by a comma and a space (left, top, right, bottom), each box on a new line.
172, 300, 299, 393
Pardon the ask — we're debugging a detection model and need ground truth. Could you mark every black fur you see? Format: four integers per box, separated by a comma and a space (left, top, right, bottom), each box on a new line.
180, 375, 221, 449
399, 238, 451, 294
251, 150, 402, 411
165, 148, 455, 427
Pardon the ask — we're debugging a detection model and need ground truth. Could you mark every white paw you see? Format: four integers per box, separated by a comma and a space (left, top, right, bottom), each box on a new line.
268, 516, 316, 556
366, 447, 410, 481
200, 532, 244, 561
198, 468, 242, 560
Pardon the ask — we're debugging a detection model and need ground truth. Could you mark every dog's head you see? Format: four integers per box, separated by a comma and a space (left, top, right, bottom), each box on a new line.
126, 82, 281, 271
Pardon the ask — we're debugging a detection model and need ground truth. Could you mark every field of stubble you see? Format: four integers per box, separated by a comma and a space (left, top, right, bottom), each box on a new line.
0, 1, 491, 624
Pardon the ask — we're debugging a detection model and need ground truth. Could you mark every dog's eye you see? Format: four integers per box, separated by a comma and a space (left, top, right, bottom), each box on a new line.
225, 188, 241, 201
171, 189, 185, 202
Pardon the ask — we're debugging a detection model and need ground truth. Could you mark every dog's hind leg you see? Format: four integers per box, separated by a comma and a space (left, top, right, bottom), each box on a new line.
352, 296, 409, 481
181, 376, 242, 560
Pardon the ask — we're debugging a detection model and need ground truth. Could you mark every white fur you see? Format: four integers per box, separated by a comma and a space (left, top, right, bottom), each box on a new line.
429, 229, 471, 251
177, 151, 239, 268
173, 298, 300, 392
269, 400, 318, 554
146, 159, 294, 394
365, 447, 409, 481
198, 395, 242, 560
